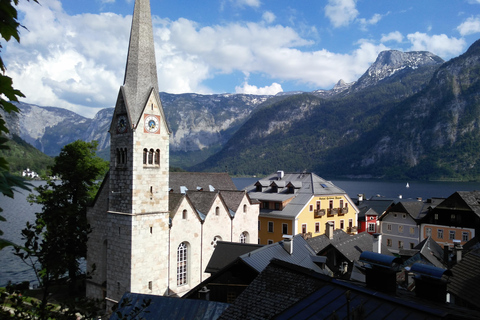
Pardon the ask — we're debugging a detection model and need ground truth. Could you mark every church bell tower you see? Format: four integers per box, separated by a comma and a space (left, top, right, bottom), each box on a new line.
106, 0, 170, 303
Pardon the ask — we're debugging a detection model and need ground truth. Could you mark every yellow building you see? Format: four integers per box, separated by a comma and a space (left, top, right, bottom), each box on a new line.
246, 171, 359, 244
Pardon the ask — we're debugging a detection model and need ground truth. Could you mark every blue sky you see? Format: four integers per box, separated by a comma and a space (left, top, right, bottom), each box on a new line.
5, 0, 480, 117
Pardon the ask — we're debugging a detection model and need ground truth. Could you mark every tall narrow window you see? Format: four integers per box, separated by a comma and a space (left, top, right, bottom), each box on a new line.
148, 149, 154, 164
143, 148, 148, 165
177, 242, 187, 286
116, 149, 120, 166
155, 149, 160, 165
340, 200, 344, 208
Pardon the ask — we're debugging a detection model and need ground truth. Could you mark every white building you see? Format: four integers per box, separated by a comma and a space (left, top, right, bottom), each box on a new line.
85, 0, 258, 310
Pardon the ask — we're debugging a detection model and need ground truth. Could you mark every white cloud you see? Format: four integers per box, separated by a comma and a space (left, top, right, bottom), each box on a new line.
324, 0, 358, 28
262, 11, 276, 24
407, 32, 466, 58
381, 31, 403, 43
232, 0, 261, 8
235, 82, 282, 95
6, 0, 387, 118
457, 16, 480, 36
358, 13, 383, 30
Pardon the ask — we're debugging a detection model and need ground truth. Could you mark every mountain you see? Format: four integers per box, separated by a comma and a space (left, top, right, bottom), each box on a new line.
7, 41, 480, 181
0, 93, 272, 168
195, 40, 480, 181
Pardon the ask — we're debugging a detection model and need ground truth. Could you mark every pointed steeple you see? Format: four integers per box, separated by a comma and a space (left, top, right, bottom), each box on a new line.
123, 0, 159, 125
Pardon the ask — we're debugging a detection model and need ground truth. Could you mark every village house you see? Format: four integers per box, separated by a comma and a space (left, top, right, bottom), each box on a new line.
245, 171, 359, 245
85, 0, 258, 310
420, 191, 480, 247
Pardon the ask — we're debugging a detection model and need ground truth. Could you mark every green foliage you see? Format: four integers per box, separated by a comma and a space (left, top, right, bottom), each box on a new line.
16, 140, 108, 300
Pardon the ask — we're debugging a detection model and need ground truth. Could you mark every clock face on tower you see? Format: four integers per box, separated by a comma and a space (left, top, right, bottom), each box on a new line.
144, 115, 160, 133
116, 115, 128, 133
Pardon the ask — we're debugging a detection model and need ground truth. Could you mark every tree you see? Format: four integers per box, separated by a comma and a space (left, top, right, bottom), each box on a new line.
17, 140, 108, 296
0, 0, 39, 249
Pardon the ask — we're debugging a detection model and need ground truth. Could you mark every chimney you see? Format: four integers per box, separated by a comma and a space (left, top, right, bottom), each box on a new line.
359, 251, 402, 293
443, 245, 451, 268
282, 235, 293, 254
411, 263, 452, 303
325, 222, 334, 240
453, 240, 463, 263
372, 233, 382, 253
277, 170, 284, 180
198, 286, 210, 300
357, 194, 363, 204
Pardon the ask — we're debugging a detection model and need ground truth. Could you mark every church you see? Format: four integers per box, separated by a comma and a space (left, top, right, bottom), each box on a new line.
85, 0, 259, 309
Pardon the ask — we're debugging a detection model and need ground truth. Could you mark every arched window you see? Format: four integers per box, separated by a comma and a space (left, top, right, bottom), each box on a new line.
177, 242, 188, 286
182, 209, 187, 219
155, 149, 160, 165
243, 204, 247, 213
148, 149, 154, 164
143, 148, 148, 165
215, 206, 220, 215
240, 232, 248, 243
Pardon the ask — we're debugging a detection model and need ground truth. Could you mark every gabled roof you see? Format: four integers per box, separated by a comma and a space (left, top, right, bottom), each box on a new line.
246, 172, 352, 219
218, 259, 476, 320
205, 241, 263, 274
307, 230, 392, 262
448, 247, 480, 309
218, 260, 329, 320
433, 191, 480, 218
238, 234, 327, 274
219, 190, 247, 214
402, 236, 447, 268
110, 292, 230, 320
169, 172, 237, 193
186, 191, 221, 219
380, 200, 429, 221
356, 199, 394, 218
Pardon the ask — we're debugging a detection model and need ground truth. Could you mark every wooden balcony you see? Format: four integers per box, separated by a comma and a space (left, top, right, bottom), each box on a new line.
327, 208, 338, 217
314, 209, 325, 218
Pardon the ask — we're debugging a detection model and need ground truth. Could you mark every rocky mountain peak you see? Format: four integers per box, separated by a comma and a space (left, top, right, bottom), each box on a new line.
354, 50, 444, 90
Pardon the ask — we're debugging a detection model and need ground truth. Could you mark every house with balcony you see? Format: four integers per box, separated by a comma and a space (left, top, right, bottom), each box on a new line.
244, 171, 359, 245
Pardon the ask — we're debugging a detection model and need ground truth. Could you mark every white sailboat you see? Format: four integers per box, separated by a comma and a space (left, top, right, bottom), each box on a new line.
406, 182, 410, 188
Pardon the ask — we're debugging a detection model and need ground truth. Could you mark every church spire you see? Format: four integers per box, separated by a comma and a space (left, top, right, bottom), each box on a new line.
123, 0, 159, 125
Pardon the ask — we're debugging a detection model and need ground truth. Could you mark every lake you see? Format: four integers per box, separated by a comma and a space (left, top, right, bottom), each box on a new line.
2, 178, 480, 287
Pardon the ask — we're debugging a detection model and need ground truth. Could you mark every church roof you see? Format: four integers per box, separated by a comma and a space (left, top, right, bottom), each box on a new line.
219, 190, 247, 213
186, 191, 221, 218
122, 0, 159, 125
169, 172, 237, 193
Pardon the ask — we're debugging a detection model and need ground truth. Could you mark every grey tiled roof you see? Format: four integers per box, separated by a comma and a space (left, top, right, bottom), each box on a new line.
448, 247, 480, 308
169, 172, 237, 193
110, 292, 230, 320
239, 234, 327, 274
218, 259, 475, 320
205, 241, 264, 274
246, 172, 351, 219
307, 230, 392, 261
456, 191, 480, 218
220, 190, 247, 213
186, 191, 219, 218
218, 260, 328, 320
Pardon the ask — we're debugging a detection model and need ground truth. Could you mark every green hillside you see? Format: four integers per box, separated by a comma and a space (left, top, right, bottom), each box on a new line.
0, 135, 53, 177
